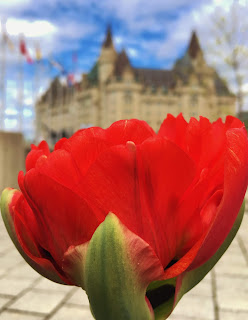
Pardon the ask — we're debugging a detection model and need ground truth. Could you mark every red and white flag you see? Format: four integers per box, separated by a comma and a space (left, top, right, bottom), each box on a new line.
19, 38, 33, 63
67, 73, 75, 86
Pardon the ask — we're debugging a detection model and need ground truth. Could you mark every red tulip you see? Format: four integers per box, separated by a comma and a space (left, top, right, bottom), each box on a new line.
1, 115, 248, 320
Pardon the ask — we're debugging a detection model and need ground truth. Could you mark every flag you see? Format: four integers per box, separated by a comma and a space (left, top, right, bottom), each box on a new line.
49, 58, 65, 73
2, 32, 15, 51
19, 38, 33, 63
19, 39, 27, 55
72, 52, 78, 63
35, 43, 42, 61
71, 52, 79, 89
73, 80, 81, 91
67, 73, 75, 86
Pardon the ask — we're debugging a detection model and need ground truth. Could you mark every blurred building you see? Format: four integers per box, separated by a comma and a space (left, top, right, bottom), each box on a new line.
238, 111, 248, 129
0, 132, 25, 192
36, 27, 235, 141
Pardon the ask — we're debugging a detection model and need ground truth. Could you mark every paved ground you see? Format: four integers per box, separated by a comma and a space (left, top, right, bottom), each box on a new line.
0, 212, 247, 320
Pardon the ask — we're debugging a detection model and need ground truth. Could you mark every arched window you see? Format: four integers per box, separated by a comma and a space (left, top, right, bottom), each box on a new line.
124, 90, 132, 104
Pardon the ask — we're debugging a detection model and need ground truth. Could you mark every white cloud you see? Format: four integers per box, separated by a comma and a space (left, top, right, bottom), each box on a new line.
55, 20, 96, 40
127, 48, 138, 57
114, 36, 123, 45
1, 0, 248, 133
4, 18, 57, 37
95, 0, 206, 32
120, 0, 248, 73
0, 0, 30, 10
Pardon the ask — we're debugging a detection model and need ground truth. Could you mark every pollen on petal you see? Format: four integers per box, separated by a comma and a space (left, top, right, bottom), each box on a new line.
36, 155, 48, 168
126, 141, 136, 152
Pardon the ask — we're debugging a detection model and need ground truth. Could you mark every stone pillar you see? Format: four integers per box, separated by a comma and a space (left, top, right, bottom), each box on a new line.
0, 131, 25, 193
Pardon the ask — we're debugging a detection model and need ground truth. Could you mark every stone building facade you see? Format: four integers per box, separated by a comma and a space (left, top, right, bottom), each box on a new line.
0, 131, 25, 192
36, 27, 235, 143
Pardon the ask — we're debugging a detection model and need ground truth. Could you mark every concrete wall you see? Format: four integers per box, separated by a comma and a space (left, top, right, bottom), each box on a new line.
0, 131, 25, 193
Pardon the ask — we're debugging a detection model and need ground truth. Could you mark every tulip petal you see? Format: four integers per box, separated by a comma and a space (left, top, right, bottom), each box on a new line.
57, 127, 111, 177
136, 137, 197, 266
26, 141, 50, 172
63, 213, 165, 320
144, 201, 245, 320
0, 188, 67, 284
53, 120, 155, 179
21, 168, 102, 264
189, 127, 248, 270
62, 242, 89, 289
105, 119, 156, 145
175, 200, 245, 305
159, 115, 245, 180
80, 138, 197, 269
158, 113, 188, 149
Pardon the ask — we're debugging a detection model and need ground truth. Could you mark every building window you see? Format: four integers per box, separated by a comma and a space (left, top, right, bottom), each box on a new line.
125, 78, 132, 84
151, 85, 156, 94
110, 91, 115, 104
162, 86, 168, 94
191, 94, 198, 107
168, 100, 174, 107
124, 90, 132, 104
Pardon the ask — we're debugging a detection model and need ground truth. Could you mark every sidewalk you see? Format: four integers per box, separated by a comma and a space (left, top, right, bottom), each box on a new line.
0, 213, 247, 320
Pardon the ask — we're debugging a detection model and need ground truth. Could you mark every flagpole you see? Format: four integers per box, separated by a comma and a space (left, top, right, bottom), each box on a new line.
33, 55, 39, 144
47, 58, 67, 146
58, 65, 66, 141
71, 52, 76, 134
34, 41, 45, 144
61, 73, 65, 140
0, 21, 7, 130
73, 52, 78, 133
18, 37, 24, 133
36, 56, 47, 143
58, 65, 65, 141
48, 58, 53, 147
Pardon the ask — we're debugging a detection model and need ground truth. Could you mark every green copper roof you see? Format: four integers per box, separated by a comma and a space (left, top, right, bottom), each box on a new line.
87, 62, 99, 85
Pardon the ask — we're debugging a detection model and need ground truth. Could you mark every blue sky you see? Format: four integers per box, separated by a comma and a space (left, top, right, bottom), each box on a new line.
0, 0, 246, 139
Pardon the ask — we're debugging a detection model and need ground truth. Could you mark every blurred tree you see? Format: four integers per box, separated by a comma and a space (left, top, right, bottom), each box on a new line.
207, 0, 248, 114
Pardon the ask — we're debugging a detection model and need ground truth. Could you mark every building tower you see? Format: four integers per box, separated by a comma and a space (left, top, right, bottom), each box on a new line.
187, 31, 205, 67
98, 25, 117, 83
187, 31, 215, 91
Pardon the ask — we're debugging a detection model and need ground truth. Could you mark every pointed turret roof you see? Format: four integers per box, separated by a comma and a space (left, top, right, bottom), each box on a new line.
103, 25, 114, 48
114, 49, 132, 76
188, 31, 202, 59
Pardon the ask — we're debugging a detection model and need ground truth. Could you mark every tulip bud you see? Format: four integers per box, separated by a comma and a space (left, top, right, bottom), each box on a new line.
63, 213, 166, 320
1, 116, 248, 319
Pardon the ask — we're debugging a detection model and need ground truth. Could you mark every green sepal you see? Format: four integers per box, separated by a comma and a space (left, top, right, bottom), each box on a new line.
83, 213, 164, 320
1, 188, 66, 285
176, 201, 245, 302
1, 189, 17, 238
143, 201, 245, 320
